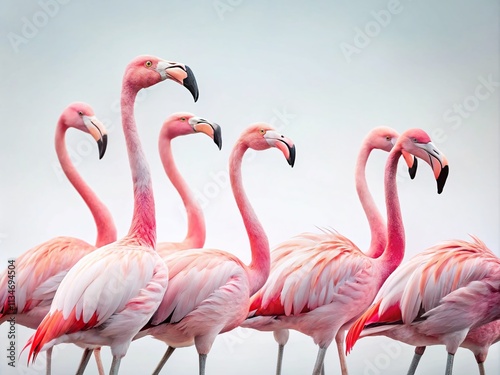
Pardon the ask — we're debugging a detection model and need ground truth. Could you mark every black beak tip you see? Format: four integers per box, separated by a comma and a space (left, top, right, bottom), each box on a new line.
408, 157, 418, 180
436, 165, 449, 194
183, 65, 199, 102
287, 144, 296, 168
97, 134, 108, 160
213, 124, 223, 150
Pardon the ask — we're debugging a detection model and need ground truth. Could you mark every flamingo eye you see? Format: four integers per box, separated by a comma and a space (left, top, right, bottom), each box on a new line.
386, 136, 391, 141
78, 111, 83, 116
180, 117, 186, 121
145, 61, 152, 67
259, 129, 266, 135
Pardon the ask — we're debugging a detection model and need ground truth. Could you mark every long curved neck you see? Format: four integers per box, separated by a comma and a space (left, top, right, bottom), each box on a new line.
55, 122, 117, 247
121, 83, 156, 248
376, 149, 405, 283
158, 133, 205, 249
229, 143, 270, 296
355, 143, 386, 258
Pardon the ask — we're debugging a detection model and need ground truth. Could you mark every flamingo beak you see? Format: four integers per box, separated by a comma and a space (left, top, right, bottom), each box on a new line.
190, 117, 223, 150
417, 142, 449, 194
402, 150, 418, 179
83, 116, 108, 159
264, 130, 296, 167
157, 61, 199, 102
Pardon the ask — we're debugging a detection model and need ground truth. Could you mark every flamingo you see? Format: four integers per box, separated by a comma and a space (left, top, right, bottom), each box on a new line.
136, 123, 296, 375
346, 236, 500, 375
241, 126, 415, 374
156, 111, 222, 256
26, 55, 199, 375
0, 102, 113, 375
243, 128, 449, 375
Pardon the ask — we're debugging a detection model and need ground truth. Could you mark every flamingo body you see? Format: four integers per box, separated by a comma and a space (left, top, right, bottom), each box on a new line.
346, 236, 500, 374
28, 242, 168, 360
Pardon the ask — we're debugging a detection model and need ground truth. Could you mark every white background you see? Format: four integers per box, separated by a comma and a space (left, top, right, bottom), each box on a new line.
0, 1, 498, 374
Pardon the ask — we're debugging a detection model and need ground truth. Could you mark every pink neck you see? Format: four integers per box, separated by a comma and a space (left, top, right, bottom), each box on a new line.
229, 142, 270, 296
55, 121, 117, 247
376, 149, 405, 283
355, 142, 386, 258
121, 83, 156, 248
158, 132, 205, 249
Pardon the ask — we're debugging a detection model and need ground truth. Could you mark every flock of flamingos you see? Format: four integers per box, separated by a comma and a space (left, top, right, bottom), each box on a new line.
1, 54, 499, 375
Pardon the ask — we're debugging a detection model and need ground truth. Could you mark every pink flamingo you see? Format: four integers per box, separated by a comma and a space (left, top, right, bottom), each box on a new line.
243, 128, 449, 375
0, 102, 114, 375
136, 123, 296, 375
346, 236, 500, 375
241, 126, 415, 374
156, 112, 222, 256
27, 55, 199, 375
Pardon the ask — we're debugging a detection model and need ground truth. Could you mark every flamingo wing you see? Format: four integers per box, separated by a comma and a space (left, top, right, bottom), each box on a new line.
0, 237, 94, 316
151, 249, 245, 326
27, 243, 167, 362
250, 231, 373, 317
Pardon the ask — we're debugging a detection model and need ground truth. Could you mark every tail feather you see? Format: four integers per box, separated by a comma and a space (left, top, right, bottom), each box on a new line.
346, 300, 402, 354
27, 308, 98, 364
346, 301, 381, 354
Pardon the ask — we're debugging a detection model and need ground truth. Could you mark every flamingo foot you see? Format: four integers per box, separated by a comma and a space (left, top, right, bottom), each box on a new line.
312, 347, 327, 375
109, 356, 121, 375
75, 348, 92, 375
199, 353, 207, 375
46, 347, 52, 375
94, 348, 105, 375
151, 346, 176, 375
406, 346, 426, 375
276, 344, 285, 375
477, 361, 485, 375
445, 353, 454, 375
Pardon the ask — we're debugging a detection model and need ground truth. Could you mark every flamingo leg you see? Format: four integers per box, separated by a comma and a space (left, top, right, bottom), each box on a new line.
276, 344, 285, 375
151, 346, 176, 375
75, 348, 92, 375
109, 356, 121, 375
321, 363, 325, 375
312, 347, 327, 375
477, 361, 485, 375
335, 330, 348, 375
199, 353, 207, 375
407, 346, 426, 375
445, 353, 454, 375
94, 348, 105, 375
46, 347, 52, 375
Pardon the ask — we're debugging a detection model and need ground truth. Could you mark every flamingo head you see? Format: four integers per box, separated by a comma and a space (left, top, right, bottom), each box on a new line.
241, 123, 296, 167
124, 55, 199, 101
397, 128, 449, 194
61, 102, 108, 159
161, 112, 222, 149
368, 126, 417, 179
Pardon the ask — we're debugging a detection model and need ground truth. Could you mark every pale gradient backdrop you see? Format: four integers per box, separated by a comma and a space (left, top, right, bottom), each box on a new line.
0, 1, 498, 374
